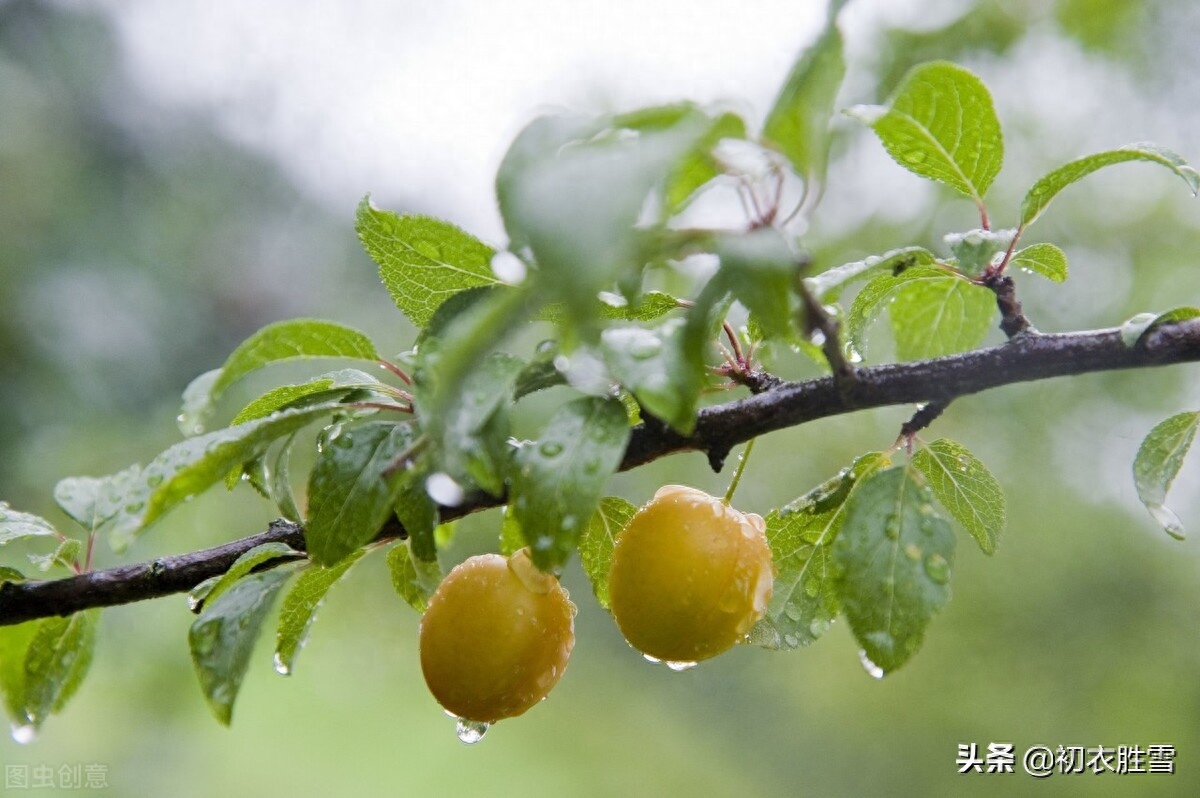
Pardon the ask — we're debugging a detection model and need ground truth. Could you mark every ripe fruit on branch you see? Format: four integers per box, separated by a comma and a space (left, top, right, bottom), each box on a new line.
419, 548, 575, 724
608, 484, 774, 663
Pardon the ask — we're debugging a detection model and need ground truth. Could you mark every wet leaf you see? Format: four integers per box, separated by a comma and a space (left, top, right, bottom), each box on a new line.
834, 466, 955, 674
912, 439, 1005, 555
1133, 411, 1200, 540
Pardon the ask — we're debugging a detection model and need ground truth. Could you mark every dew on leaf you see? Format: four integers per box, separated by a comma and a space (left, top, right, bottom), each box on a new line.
538, 441, 564, 458
273, 652, 292, 676
784, 604, 804, 621
904, 543, 922, 561
641, 652, 662, 664
884, 515, 901, 540
903, 150, 928, 165
146, 474, 164, 487
783, 633, 800, 648
923, 553, 950, 584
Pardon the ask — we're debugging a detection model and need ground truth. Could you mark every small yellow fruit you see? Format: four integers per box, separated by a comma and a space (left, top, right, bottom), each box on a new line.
608, 485, 774, 663
419, 548, 574, 723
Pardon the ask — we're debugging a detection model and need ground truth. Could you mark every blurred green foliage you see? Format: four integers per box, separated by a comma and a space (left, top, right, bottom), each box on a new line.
2, 0, 1199, 795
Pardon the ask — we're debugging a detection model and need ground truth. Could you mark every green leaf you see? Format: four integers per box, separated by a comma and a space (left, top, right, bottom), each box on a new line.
1010, 242, 1068, 283
393, 470, 439, 563
192, 542, 303, 613
846, 61, 1003, 203
508, 397, 631, 570
601, 318, 701, 433
189, 568, 291, 725
714, 228, 798, 340
0, 566, 24, 584
53, 465, 141, 536
513, 341, 566, 400
434, 352, 524, 496
834, 466, 955, 674
386, 540, 442, 613
806, 246, 936, 302
111, 403, 347, 549
665, 112, 747, 212
274, 549, 366, 676
579, 496, 637, 609
1119, 307, 1200, 348
23, 610, 100, 727
944, 228, 1016, 278
538, 290, 683, 326
1133, 411, 1200, 540
849, 267, 995, 359
753, 453, 890, 650
0, 503, 59, 546
28, 538, 82, 573
229, 369, 385, 426
1020, 142, 1199, 228
305, 421, 418, 566
912, 439, 1005, 555
0, 621, 37, 727
356, 198, 500, 328
180, 320, 380, 436
888, 270, 996, 360
496, 111, 707, 332
762, 7, 846, 189
499, 505, 525, 557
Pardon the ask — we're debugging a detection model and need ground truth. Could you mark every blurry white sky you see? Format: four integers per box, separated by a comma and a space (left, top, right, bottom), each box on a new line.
85, 0, 974, 241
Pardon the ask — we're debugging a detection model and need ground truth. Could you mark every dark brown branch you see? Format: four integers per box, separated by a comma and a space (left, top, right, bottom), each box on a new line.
983, 272, 1036, 338
5, 317, 1200, 626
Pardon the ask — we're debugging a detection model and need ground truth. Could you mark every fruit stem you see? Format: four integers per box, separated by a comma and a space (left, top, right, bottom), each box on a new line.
722, 437, 757, 505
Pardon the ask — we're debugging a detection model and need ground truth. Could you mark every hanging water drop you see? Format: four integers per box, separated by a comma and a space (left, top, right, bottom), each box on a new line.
455, 718, 490, 744
11, 724, 36, 744
642, 653, 662, 664
858, 649, 885, 679
665, 660, 697, 672
273, 652, 292, 676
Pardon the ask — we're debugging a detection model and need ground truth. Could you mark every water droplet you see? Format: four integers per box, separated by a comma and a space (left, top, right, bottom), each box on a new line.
809, 329, 827, 347
665, 660, 697, 672
784, 604, 804, 621
884, 515, 901, 540
809, 618, 831, 637
146, 474, 164, 487
802, 578, 819, 598
272, 652, 292, 676
783, 633, 800, 647
186, 594, 203, 612
904, 543, 922, 561
924, 553, 950, 584
582, 458, 601, 475
642, 653, 662, 664
11, 724, 36, 744
902, 150, 928, 164
124, 501, 144, 515
539, 441, 564, 457
425, 472, 465, 506
490, 251, 528, 285
455, 718, 490, 744
535, 339, 557, 355
858, 649, 885, 679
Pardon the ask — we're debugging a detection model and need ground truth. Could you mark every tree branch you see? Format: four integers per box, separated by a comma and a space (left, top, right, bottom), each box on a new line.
4, 317, 1200, 626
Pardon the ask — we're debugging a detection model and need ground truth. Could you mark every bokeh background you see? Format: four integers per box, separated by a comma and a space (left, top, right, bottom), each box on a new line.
3, 0, 1200, 795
